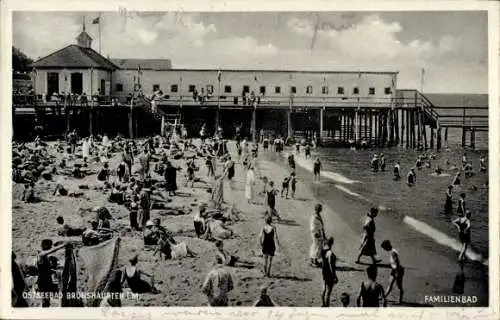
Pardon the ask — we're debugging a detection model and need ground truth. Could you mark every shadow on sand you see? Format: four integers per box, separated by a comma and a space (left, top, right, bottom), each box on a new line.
276, 219, 301, 227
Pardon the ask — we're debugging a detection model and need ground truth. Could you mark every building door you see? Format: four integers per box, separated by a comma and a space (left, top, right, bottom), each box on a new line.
47, 72, 59, 99
71, 73, 83, 94
100, 79, 105, 95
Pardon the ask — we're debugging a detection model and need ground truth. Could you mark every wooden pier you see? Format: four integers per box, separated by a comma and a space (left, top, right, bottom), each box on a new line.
12, 90, 488, 150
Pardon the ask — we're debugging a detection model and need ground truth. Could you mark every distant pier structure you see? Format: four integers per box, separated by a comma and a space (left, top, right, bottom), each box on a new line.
13, 25, 487, 149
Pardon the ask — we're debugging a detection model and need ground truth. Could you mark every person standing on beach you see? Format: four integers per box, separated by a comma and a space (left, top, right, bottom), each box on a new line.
453, 210, 472, 262
224, 156, 235, 189
202, 257, 234, 306
356, 207, 382, 265
122, 145, 134, 176
290, 172, 297, 199
138, 148, 151, 181
245, 166, 256, 204
37, 239, 67, 307
444, 185, 454, 214
380, 240, 405, 304
379, 153, 386, 172
406, 168, 416, 187
266, 181, 281, 220
310, 204, 326, 267
313, 157, 322, 183
356, 265, 387, 307
321, 237, 338, 307
260, 215, 280, 277
137, 185, 151, 230
393, 162, 401, 181
281, 176, 290, 199
457, 193, 466, 215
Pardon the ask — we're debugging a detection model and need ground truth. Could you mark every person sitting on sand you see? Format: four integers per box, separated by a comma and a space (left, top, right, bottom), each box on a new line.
406, 168, 416, 187
266, 181, 281, 220
444, 185, 454, 215
194, 204, 208, 238
82, 221, 112, 246
381, 240, 405, 304
321, 236, 338, 307
22, 182, 36, 203
202, 256, 234, 306
97, 163, 110, 182
36, 239, 68, 307
56, 216, 85, 237
253, 283, 278, 306
356, 207, 382, 265
215, 240, 254, 269
340, 292, 350, 307
260, 215, 280, 277
356, 265, 387, 307
453, 210, 472, 263
281, 176, 290, 199
122, 254, 159, 294
117, 162, 127, 183
108, 184, 125, 205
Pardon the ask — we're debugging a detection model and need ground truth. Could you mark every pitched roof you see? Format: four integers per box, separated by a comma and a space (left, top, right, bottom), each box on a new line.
111, 59, 172, 71
30, 45, 117, 70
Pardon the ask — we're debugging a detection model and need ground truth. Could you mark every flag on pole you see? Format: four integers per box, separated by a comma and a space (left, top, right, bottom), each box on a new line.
92, 16, 100, 24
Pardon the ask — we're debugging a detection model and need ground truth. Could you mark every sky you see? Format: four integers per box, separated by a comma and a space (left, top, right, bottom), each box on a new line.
13, 11, 488, 94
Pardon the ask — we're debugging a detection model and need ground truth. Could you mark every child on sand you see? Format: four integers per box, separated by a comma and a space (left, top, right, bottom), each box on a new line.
266, 181, 281, 220
260, 215, 280, 277
381, 240, 405, 304
356, 265, 387, 307
22, 182, 36, 203
56, 216, 85, 237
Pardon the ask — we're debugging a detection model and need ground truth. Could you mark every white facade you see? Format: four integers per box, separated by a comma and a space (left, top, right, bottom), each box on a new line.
33, 68, 112, 97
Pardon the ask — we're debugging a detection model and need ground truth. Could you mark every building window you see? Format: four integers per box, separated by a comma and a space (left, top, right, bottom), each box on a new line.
224, 85, 232, 93
290, 86, 297, 94
243, 85, 250, 93
260, 86, 266, 95
188, 85, 196, 93
384, 87, 392, 95
337, 87, 344, 95
115, 83, 123, 92
322, 86, 329, 94
207, 85, 214, 94
170, 84, 178, 92
275, 86, 281, 94
353, 87, 359, 95
306, 85, 313, 94
369, 87, 376, 95
153, 84, 160, 92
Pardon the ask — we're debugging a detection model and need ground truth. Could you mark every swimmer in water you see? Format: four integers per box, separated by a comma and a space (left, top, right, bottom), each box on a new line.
393, 162, 401, 181
453, 210, 471, 262
406, 168, 416, 187
444, 185, 453, 215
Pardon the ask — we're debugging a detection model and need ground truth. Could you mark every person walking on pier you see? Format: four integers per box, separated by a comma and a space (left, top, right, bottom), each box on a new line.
321, 236, 338, 307
356, 207, 381, 265
453, 210, 471, 262
381, 240, 405, 304
310, 203, 326, 267
260, 215, 280, 277
313, 157, 322, 183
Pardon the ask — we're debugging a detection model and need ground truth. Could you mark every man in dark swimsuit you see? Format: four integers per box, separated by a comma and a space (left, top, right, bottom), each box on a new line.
321, 237, 338, 307
356, 264, 387, 307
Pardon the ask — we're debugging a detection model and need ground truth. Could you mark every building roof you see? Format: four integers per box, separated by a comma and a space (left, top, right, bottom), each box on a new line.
168, 68, 398, 75
30, 44, 118, 70
111, 59, 172, 71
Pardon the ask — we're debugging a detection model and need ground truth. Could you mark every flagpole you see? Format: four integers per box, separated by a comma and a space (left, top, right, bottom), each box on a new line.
420, 68, 425, 93
98, 13, 102, 54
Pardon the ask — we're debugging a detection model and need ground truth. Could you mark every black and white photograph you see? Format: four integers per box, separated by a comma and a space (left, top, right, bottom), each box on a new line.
2, 1, 499, 318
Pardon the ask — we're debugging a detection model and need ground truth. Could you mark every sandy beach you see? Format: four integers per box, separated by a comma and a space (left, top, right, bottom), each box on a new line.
11, 139, 487, 307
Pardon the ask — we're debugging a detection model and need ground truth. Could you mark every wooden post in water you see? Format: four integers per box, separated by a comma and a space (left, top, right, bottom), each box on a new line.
430, 126, 434, 149
416, 109, 421, 149
65, 96, 70, 134
461, 107, 466, 147
422, 113, 428, 150
436, 125, 442, 151
445, 127, 448, 142
128, 99, 134, 139
470, 129, 475, 149
369, 110, 373, 145
374, 113, 378, 146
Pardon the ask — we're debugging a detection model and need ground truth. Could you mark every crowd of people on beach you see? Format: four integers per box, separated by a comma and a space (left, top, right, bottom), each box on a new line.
11, 120, 487, 308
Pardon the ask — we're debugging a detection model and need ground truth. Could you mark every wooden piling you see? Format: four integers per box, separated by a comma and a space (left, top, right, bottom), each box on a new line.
128, 100, 134, 139
363, 111, 368, 141
436, 127, 442, 151
422, 114, 428, 150
470, 130, 475, 149
461, 107, 466, 147
416, 109, 421, 149
369, 110, 373, 145
405, 109, 410, 148
394, 109, 399, 145
445, 127, 449, 142
89, 106, 93, 137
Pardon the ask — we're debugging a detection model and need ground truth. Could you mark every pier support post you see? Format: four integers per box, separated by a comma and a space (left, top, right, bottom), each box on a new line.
128, 101, 134, 139
470, 130, 475, 149
287, 110, 293, 139
461, 128, 466, 147
161, 115, 165, 136
89, 106, 93, 137
417, 110, 421, 149
436, 127, 442, 151
405, 110, 410, 148
319, 107, 324, 140
430, 127, 434, 149
251, 107, 257, 142
445, 127, 449, 142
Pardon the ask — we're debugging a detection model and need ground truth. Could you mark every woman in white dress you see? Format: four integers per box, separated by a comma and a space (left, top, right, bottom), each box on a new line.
82, 138, 90, 158
310, 203, 326, 267
245, 166, 256, 204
